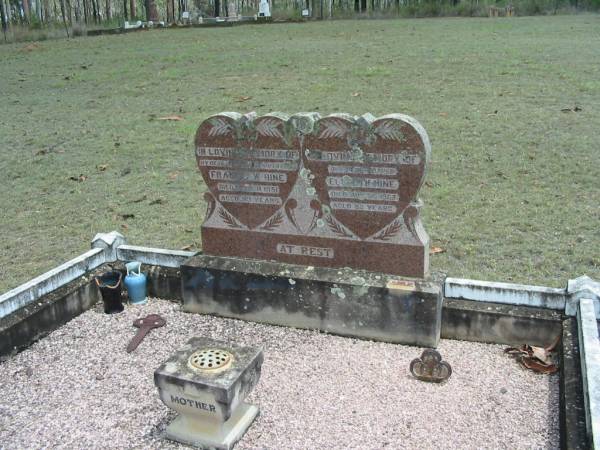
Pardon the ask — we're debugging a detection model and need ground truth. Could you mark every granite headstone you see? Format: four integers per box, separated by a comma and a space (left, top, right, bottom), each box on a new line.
195, 112, 431, 278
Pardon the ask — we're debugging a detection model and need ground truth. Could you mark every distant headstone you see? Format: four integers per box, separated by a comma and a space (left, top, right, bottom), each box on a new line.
258, 0, 271, 17
195, 112, 431, 278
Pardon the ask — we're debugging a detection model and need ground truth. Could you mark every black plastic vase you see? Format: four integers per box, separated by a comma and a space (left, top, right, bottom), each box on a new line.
95, 271, 124, 314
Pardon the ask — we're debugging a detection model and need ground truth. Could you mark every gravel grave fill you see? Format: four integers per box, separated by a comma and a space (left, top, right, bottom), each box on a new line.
0, 298, 560, 449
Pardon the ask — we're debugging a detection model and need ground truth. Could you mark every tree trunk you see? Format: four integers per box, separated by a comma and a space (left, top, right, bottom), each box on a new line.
91, 0, 98, 22
214, 0, 219, 15
122, 0, 127, 19
145, 0, 157, 20
129, 0, 135, 18
0, 0, 7, 41
22, 0, 30, 22
166, 0, 173, 21
104, 0, 110, 19
65, 0, 72, 23
59, 0, 70, 35
82, 0, 88, 23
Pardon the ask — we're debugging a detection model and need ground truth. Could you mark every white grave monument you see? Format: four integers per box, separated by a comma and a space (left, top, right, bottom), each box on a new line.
258, 0, 271, 17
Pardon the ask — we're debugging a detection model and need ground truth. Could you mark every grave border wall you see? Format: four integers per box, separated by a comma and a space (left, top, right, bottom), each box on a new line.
0, 231, 597, 449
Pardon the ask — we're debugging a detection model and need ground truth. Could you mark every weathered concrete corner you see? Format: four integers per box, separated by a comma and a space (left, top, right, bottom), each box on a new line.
577, 299, 600, 449
91, 231, 127, 261
566, 276, 600, 318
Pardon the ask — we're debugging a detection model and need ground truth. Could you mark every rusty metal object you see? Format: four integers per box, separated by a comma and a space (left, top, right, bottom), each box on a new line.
504, 335, 560, 374
127, 314, 166, 353
409, 349, 452, 383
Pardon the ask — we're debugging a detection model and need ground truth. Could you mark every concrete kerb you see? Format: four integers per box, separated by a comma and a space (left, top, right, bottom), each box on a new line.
0, 231, 125, 320
0, 248, 106, 319
577, 298, 600, 449
117, 244, 198, 268
444, 277, 566, 310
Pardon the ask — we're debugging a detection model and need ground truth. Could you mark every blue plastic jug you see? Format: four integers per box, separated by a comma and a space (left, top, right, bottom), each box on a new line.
124, 261, 147, 305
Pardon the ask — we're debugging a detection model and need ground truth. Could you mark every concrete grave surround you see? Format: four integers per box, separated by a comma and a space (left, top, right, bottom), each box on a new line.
182, 255, 443, 347
195, 112, 431, 278
154, 336, 263, 450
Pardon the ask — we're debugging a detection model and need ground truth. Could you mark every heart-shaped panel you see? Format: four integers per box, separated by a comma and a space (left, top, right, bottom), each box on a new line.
302, 114, 430, 239
195, 113, 300, 230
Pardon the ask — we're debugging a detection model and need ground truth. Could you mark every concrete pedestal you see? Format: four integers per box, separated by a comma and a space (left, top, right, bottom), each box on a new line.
165, 403, 259, 450
182, 255, 443, 347
154, 336, 263, 450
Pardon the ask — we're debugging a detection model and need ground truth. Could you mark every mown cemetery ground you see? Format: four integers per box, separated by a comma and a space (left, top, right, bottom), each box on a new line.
0, 14, 598, 292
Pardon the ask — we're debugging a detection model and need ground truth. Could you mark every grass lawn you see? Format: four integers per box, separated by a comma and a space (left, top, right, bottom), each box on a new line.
1, 15, 599, 292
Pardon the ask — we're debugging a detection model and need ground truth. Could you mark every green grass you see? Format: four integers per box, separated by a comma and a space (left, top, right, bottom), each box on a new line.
1, 15, 599, 292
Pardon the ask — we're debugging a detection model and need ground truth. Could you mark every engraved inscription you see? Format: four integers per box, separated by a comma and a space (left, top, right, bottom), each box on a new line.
330, 201, 397, 213
170, 395, 217, 413
219, 194, 282, 205
306, 150, 420, 165
329, 190, 399, 202
277, 243, 335, 259
209, 170, 287, 183
328, 165, 398, 176
197, 147, 299, 161
326, 176, 399, 190
199, 159, 297, 171
217, 183, 280, 194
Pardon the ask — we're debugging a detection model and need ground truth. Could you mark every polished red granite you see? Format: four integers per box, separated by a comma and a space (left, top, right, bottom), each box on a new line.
195, 112, 431, 278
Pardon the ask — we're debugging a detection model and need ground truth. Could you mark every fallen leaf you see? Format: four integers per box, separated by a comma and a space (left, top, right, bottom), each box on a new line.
430, 246, 445, 255
438, 112, 448, 117
425, 181, 433, 187
97, 164, 108, 172
149, 198, 165, 205
121, 223, 129, 230
157, 115, 183, 121
168, 172, 180, 181
351, 92, 361, 97
235, 96, 252, 102
184, 228, 193, 233
120, 168, 131, 176
119, 213, 135, 220
519, 357, 557, 374
561, 106, 582, 113
68, 174, 87, 182
180, 244, 194, 251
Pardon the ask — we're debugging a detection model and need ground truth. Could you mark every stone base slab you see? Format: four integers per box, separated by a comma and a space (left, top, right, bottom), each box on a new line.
201, 227, 428, 278
182, 254, 443, 347
165, 402, 259, 450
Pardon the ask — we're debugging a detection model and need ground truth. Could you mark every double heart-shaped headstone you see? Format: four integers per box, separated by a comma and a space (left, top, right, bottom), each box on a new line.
195, 112, 430, 242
